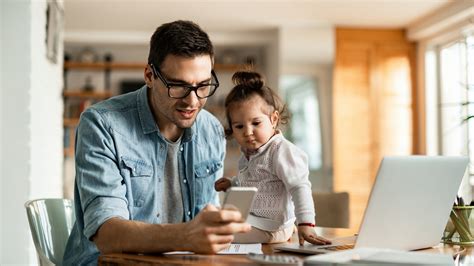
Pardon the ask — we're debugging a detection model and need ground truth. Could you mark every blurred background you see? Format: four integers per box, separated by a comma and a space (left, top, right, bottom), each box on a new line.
2, 0, 474, 263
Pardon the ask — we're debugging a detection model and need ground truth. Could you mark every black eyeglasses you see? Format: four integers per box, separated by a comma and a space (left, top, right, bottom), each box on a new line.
149, 63, 219, 99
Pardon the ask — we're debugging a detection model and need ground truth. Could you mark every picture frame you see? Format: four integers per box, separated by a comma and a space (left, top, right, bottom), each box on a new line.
45, 0, 63, 64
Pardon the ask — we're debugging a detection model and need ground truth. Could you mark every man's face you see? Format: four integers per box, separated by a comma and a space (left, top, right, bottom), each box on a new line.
145, 54, 212, 135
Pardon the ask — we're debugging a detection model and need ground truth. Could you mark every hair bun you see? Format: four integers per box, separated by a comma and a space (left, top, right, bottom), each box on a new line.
231, 71, 265, 89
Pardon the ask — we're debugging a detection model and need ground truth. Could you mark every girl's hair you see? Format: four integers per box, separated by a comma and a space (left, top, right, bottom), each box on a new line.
224, 70, 289, 137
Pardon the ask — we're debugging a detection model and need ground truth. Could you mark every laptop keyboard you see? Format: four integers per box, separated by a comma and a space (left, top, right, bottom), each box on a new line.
321, 244, 355, 251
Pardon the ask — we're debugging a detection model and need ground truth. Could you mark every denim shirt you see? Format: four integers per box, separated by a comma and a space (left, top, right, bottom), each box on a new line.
63, 86, 225, 265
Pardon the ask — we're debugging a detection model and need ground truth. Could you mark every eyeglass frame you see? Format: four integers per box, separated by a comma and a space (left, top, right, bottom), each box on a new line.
149, 63, 219, 99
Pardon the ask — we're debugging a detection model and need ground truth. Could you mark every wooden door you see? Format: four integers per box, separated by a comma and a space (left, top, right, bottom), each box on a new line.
333, 28, 417, 232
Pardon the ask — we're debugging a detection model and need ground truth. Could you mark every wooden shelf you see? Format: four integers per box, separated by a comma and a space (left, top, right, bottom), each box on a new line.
63, 118, 79, 127
63, 90, 113, 99
214, 63, 251, 72
64, 61, 250, 72
64, 61, 145, 70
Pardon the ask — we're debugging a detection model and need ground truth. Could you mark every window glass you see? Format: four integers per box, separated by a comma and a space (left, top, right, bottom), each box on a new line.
439, 42, 467, 156
466, 36, 474, 176
424, 50, 438, 155
437, 38, 473, 197
280, 76, 322, 170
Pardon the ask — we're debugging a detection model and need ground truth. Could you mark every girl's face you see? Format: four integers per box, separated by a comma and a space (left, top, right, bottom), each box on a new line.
228, 95, 279, 152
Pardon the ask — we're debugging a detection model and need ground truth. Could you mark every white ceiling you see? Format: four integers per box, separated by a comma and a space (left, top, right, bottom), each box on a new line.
64, 0, 451, 31
63, 0, 453, 64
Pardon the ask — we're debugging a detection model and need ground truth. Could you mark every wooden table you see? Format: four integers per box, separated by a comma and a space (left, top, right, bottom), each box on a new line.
98, 228, 474, 265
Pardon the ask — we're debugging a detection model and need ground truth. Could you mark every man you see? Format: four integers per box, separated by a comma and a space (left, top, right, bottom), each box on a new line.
63, 20, 250, 265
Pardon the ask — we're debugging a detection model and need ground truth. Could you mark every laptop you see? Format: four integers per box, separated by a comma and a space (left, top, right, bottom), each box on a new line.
275, 156, 468, 254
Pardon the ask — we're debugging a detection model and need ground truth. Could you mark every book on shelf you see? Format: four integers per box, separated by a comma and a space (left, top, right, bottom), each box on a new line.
63, 127, 70, 149
65, 98, 97, 120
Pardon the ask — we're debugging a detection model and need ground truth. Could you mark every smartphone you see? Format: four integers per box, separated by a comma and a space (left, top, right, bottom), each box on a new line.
222, 187, 258, 221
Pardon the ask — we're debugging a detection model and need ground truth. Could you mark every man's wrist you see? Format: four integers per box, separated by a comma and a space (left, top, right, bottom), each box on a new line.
170, 222, 190, 251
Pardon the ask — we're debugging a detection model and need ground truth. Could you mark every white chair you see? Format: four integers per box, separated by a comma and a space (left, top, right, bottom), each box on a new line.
25, 198, 75, 266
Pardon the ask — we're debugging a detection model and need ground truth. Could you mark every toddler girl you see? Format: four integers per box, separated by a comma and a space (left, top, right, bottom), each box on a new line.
215, 71, 331, 245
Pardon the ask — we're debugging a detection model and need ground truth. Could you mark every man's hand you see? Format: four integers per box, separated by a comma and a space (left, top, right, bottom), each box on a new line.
181, 204, 251, 253
214, 177, 232, 192
297, 225, 332, 245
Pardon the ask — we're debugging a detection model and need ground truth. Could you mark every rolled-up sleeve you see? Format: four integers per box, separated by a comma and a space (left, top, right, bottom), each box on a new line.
75, 108, 129, 239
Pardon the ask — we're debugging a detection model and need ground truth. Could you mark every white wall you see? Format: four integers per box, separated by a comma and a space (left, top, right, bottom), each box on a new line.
1, 1, 32, 263
264, 29, 280, 90
0, 1, 4, 262
30, 0, 64, 197
280, 26, 334, 65
211, 29, 281, 88
1, 0, 63, 264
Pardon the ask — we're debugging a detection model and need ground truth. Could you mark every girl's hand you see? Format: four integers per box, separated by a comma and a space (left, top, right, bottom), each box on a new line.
214, 177, 232, 192
297, 225, 332, 245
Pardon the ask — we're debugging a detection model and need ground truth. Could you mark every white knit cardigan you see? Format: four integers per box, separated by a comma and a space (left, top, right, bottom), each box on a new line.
230, 133, 316, 231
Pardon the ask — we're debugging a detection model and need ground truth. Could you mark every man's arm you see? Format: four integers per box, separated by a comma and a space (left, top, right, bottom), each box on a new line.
93, 205, 251, 254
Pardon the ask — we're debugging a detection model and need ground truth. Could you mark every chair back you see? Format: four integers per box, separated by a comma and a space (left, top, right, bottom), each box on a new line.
313, 191, 350, 228
25, 198, 75, 266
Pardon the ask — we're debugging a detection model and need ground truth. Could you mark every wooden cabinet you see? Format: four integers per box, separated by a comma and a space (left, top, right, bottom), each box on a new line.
333, 28, 417, 232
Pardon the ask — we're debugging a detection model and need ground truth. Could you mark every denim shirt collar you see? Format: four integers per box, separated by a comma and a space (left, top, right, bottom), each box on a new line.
137, 86, 195, 142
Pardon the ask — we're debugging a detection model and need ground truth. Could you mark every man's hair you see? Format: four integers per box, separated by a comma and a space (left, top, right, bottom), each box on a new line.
148, 20, 214, 68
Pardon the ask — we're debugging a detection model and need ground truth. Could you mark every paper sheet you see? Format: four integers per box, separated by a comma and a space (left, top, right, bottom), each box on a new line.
218, 243, 263, 254
164, 243, 263, 255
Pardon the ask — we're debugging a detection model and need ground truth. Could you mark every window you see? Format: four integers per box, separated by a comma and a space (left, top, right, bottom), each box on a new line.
280, 75, 322, 170
426, 34, 474, 198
